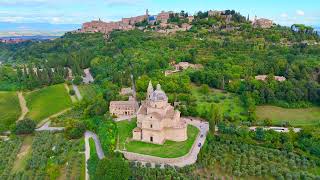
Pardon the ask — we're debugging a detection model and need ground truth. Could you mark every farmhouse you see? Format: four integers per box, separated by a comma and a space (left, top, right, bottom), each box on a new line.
255, 75, 286, 82
109, 96, 139, 117
132, 81, 187, 144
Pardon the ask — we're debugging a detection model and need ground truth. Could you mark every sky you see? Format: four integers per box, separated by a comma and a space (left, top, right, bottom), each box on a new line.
0, 0, 319, 35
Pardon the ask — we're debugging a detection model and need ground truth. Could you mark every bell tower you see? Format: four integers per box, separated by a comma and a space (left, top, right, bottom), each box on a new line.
147, 80, 153, 100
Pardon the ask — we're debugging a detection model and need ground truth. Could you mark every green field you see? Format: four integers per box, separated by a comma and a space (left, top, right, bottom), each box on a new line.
78, 84, 100, 99
257, 105, 320, 127
117, 120, 199, 158
0, 91, 21, 131
191, 85, 246, 121
25, 84, 72, 122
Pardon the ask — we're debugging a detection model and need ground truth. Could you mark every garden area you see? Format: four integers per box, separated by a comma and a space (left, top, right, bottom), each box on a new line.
25, 84, 72, 122
8, 132, 85, 180
0, 137, 23, 179
116, 119, 199, 158
256, 105, 320, 127
191, 84, 247, 121
0, 91, 21, 132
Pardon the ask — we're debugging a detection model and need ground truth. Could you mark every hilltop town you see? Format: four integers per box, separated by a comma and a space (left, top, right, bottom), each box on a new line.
78, 9, 274, 37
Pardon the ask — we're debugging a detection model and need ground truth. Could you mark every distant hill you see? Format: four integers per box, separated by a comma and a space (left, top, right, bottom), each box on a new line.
0, 22, 81, 37
0, 35, 60, 40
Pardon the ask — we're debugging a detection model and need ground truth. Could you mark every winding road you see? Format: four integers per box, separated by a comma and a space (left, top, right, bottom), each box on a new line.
84, 131, 105, 180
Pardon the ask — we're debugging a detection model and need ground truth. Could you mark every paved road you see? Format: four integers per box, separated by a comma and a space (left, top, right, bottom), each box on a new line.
36, 108, 71, 128
72, 84, 83, 100
84, 131, 105, 180
17, 92, 29, 121
119, 118, 209, 167
36, 121, 64, 132
249, 126, 301, 133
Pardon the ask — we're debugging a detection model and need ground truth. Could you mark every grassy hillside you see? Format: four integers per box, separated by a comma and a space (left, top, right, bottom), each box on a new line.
25, 84, 72, 122
257, 105, 320, 127
191, 85, 246, 121
0, 91, 20, 131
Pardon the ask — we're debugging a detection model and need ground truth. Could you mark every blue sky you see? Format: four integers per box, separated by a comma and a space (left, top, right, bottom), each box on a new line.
0, 0, 319, 34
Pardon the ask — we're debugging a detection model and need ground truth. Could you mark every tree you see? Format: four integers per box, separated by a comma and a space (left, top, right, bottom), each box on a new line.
73, 76, 83, 85
94, 156, 131, 180
14, 118, 36, 135
199, 84, 209, 95
255, 128, 265, 141
208, 104, 222, 133
64, 119, 86, 139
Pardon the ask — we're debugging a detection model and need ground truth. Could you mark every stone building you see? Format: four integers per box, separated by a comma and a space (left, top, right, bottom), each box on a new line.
157, 11, 171, 23
120, 87, 133, 96
187, 16, 194, 22
109, 96, 139, 117
132, 82, 187, 144
252, 16, 273, 28
208, 10, 225, 17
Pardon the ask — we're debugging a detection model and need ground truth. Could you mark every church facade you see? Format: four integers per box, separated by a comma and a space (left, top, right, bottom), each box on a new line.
132, 81, 187, 144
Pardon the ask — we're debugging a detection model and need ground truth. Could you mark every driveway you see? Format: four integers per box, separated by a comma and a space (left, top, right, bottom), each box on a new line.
84, 131, 105, 180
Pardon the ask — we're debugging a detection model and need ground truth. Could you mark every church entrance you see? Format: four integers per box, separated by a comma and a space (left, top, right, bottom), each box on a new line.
150, 136, 153, 142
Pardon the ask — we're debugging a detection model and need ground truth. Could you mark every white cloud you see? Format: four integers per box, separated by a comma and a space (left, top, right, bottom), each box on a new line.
280, 13, 288, 18
296, 10, 305, 16
104, 0, 145, 6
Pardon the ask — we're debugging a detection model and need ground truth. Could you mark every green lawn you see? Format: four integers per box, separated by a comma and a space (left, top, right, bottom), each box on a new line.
25, 84, 72, 122
117, 120, 199, 158
257, 105, 320, 127
0, 91, 20, 131
191, 85, 246, 121
78, 84, 100, 99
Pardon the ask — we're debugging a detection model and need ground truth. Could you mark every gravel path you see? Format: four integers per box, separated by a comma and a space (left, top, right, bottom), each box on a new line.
72, 84, 83, 100
36, 108, 71, 128
17, 92, 29, 121
35, 121, 64, 132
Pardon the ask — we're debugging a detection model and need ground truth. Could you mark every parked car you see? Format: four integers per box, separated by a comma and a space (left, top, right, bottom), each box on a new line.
198, 143, 201, 147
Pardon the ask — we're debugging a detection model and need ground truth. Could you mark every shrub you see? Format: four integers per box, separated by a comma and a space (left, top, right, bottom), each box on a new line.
69, 89, 75, 96
213, 97, 220, 103
14, 118, 36, 135
263, 118, 272, 126
220, 95, 227, 100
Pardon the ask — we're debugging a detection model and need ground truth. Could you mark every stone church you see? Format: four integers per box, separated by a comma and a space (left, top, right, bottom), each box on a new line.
132, 81, 187, 144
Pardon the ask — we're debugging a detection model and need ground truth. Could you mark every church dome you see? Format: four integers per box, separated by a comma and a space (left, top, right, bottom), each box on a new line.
150, 84, 168, 101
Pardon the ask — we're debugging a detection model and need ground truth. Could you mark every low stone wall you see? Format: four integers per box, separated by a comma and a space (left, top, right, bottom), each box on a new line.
119, 120, 207, 167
